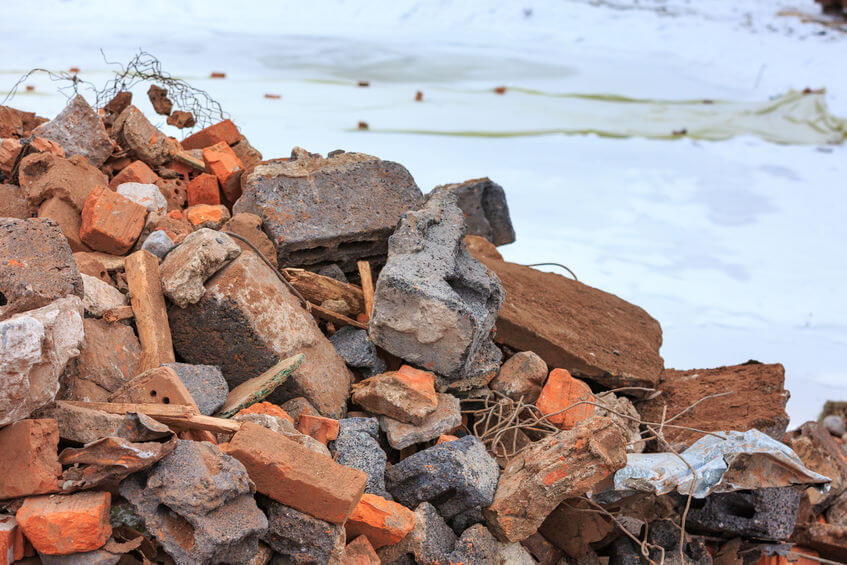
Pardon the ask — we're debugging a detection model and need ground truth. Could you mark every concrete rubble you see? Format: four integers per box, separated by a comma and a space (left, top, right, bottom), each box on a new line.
0, 96, 842, 565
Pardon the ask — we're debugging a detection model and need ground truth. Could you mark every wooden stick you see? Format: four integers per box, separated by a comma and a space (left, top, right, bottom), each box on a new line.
156, 414, 242, 434
57, 401, 196, 417
125, 250, 175, 371
103, 305, 134, 323
357, 260, 375, 321
309, 302, 367, 329
217, 354, 304, 418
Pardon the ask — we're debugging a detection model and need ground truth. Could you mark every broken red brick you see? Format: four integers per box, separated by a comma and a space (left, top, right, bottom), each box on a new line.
79, 186, 147, 255
345, 535, 380, 565
437, 434, 459, 444
0, 138, 22, 174
0, 419, 61, 500
29, 137, 66, 157
186, 203, 229, 229
108, 160, 158, 190
222, 422, 367, 524
181, 119, 241, 151
16, 491, 112, 555
0, 515, 25, 565
536, 368, 595, 429
37, 197, 89, 252
297, 413, 340, 444
202, 141, 244, 203
345, 493, 416, 549
167, 111, 195, 129
235, 402, 294, 424
187, 173, 221, 206
351, 365, 438, 425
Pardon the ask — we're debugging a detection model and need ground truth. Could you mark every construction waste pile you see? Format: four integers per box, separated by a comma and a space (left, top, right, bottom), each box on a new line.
1, 90, 846, 565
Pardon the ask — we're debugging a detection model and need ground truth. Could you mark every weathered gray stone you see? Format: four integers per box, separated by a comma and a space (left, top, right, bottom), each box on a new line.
448, 524, 499, 565
80, 273, 126, 317
160, 228, 241, 308
498, 541, 538, 564
120, 440, 268, 565
428, 178, 515, 246
331, 417, 391, 498
317, 263, 347, 283
168, 251, 353, 417
377, 502, 458, 565
233, 148, 424, 272
385, 435, 499, 520
596, 391, 646, 453
163, 362, 228, 416
380, 393, 461, 450
1, 217, 83, 320
261, 500, 345, 564
329, 326, 386, 377
140, 229, 176, 258
683, 487, 802, 541
0, 296, 84, 425
489, 351, 548, 403
116, 182, 167, 214
369, 188, 504, 381
823, 414, 846, 437
644, 519, 713, 565
33, 95, 113, 167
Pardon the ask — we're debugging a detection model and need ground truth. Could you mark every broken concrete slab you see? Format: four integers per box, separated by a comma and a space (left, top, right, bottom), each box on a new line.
448, 524, 500, 565
233, 149, 424, 272
484, 416, 628, 542
260, 499, 345, 564
428, 177, 515, 246
380, 392, 462, 450
0, 217, 83, 320
112, 106, 178, 167
369, 189, 504, 381
168, 251, 353, 417
32, 95, 113, 167
120, 440, 267, 565
116, 182, 167, 215
163, 362, 228, 416
385, 434, 499, 521
159, 228, 241, 308
0, 418, 61, 499
683, 486, 801, 541
80, 273, 126, 317
330, 326, 386, 377
331, 417, 391, 499
0, 295, 84, 425
466, 235, 664, 392
489, 350, 548, 403
638, 361, 790, 447
18, 152, 108, 212
222, 212, 277, 267
352, 366, 438, 425
377, 502, 458, 565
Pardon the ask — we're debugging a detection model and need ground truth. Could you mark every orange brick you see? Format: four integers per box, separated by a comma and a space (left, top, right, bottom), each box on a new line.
0, 419, 61, 500
222, 422, 366, 524
345, 494, 416, 549
16, 491, 112, 555
202, 141, 244, 203
166, 159, 194, 180
437, 434, 459, 444
536, 368, 595, 429
108, 160, 158, 190
79, 185, 147, 255
181, 119, 241, 150
187, 173, 221, 206
297, 413, 340, 444
109, 366, 195, 407
0, 515, 25, 565
345, 535, 380, 565
0, 138, 22, 174
29, 137, 65, 157
235, 401, 294, 424
186, 203, 227, 228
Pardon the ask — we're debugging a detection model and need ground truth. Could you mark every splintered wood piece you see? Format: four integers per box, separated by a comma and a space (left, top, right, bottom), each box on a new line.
357, 260, 374, 321
125, 250, 175, 371
103, 305, 134, 323
159, 414, 241, 433
57, 401, 196, 418
282, 268, 364, 316
309, 302, 367, 330
217, 354, 305, 418
173, 151, 206, 171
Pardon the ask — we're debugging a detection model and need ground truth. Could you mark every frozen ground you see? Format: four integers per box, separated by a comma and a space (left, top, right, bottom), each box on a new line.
2, 0, 846, 424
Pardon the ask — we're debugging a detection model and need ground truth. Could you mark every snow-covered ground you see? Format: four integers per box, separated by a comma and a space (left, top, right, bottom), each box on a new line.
2, 0, 846, 424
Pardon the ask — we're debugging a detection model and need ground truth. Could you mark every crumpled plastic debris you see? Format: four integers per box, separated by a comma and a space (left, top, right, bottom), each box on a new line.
611, 429, 831, 498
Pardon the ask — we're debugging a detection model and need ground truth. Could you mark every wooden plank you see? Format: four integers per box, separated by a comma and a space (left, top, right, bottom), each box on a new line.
309, 302, 367, 330
357, 260, 375, 322
57, 401, 196, 417
217, 354, 304, 418
283, 268, 364, 316
125, 250, 175, 371
103, 305, 134, 323
156, 414, 242, 433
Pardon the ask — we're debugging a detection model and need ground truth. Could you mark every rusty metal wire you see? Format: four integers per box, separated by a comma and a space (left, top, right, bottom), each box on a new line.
1, 68, 98, 105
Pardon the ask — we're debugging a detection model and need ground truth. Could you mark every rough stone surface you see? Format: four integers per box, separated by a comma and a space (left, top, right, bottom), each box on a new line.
116, 182, 167, 215
112, 106, 178, 166
120, 440, 267, 565
329, 326, 386, 376
168, 251, 353, 417
369, 189, 504, 381
0, 296, 84, 425
386, 435, 499, 521
32, 95, 113, 167
80, 274, 126, 317
377, 502, 457, 565
352, 366, 438, 425
331, 417, 391, 498
467, 235, 664, 391
596, 391, 646, 453
140, 229, 176, 258
186, 203, 230, 230
823, 415, 846, 437
261, 500, 345, 564
0, 183, 35, 218
18, 152, 108, 212
0, 419, 61, 499
65, 317, 140, 394
683, 487, 801, 541
317, 263, 348, 282
160, 228, 241, 308
484, 416, 628, 542
638, 361, 790, 447
498, 541, 538, 565
380, 392, 462, 450
644, 519, 713, 565
222, 212, 278, 267
791, 522, 847, 564
448, 524, 499, 565
163, 362, 228, 415
37, 196, 89, 252
783, 422, 847, 511
490, 351, 548, 403
234, 149, 424, 272
0, 217, 83, 320
428, 177, 515, 246
345, 535, 380, 565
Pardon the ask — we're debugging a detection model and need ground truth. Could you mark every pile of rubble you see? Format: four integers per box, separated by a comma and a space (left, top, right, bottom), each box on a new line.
0, 91, 845, 565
